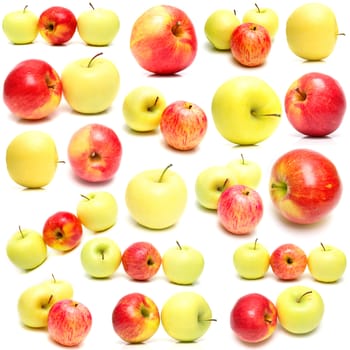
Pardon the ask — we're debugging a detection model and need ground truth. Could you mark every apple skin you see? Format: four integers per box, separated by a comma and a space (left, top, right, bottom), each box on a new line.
269, 148, 342, 224
217, 184, 263, 235
284, 72, 346, 137
38, 6, 77, 45
112, 293, 160, 344
3, 59, 62, 120
160, 100, 208, 151
130, 5, 197, 75
67, 123, 122, 183
230, 293, 278, 343
122, 241, 162, 281
48, 299, 92, 347
270, 243, 307, 281
230, 22, 271, 67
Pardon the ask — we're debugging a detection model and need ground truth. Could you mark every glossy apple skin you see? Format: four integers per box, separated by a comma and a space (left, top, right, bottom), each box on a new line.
3, 59, 62, 120
38, 6, 77, 45
130, 5, 197, 75
230, 293, 277, 343
230, 22, 271, 67
160, 101, 208, 151
284, 72, 346, 137
68, 123, 122, 182
269, 148, 342, 224
112, 293, 160, 344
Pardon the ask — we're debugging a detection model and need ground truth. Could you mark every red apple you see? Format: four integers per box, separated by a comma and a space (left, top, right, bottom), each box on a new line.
48, 299, 92, 347
269, 148, 342, 224
130, 5, 197, 75
217, 184, 263, 235
38, 6, 77, 45
3, 59, 62, 120
160, 100, 208, 151
230, 293, 277, 343
270, 243, 307, 280
112, 292, 160, 344
67, 123, 122, 183
43, 211, 83, 252
284, 72, 346, 137
121, 241, 162, 281
230, 22, 271, 67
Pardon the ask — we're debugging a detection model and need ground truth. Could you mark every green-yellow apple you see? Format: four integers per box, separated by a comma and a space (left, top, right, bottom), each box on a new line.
233, 239, 270, 279
286, 3, 339, 61
211, 75, 281, 145
61, 52, 120, 114
6, 130, 59, 189
161, 291, 213, 342
122, 85, 167, 132
227, 154, 262, 189
307, 243, 347, 283
77, 191, 118, 232
17, 276, 74, 328
80, 237, 122, 279
125, 164, 187, 229
276, 285, 324, 334
77, 3, 120, 46
162, 241, 205, 285
2, 5, 39, 44
195, 165, 237, 210
204, 9, 240, 50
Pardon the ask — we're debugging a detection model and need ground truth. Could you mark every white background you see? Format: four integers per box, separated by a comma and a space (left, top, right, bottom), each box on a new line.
0, 0, 349, 349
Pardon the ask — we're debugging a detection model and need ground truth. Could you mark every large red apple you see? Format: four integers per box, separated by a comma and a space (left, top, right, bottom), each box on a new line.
130, 5, 197, 75
3, 59, 62, 120
67, 123, 122, 183
230, 293, 277, 343
269, 148, 342, 224
284, 72, 346, 137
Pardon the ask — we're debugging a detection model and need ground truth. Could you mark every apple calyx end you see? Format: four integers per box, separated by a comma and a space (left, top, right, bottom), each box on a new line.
297, 290, 313, 303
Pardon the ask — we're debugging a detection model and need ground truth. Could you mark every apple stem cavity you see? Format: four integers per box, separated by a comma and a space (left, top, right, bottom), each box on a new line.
172, 21, 183, 37
88, 52, 104, 68
297, 290, 313, 303
158, 164, 173, 183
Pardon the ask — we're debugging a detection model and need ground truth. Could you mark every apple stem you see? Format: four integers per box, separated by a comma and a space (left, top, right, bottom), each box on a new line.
254, 3, 261, 13
176, 241, 182, 250
205, 318, 217, 322
158, 164, 173, 183
80, 194, 90, 201
45, 294, 53, 308
320, 242, 326, 251
233, 9, 237, 16
252, 111, 281, 118
240, 153, 245, 165
297, 290, 313, 303
51, 273, 57, 283
148, 96, 159, 112
270, 183, 287, 191
218, 178, 229, 193
89, 2, 95, 10
88, 52, 103, 68
294, 87, 307, 101
23, 5, 29, 13
18, 226, 25, 239
172, 21, 182, 36
254, 238, 258, 249
337, 32, 346, 36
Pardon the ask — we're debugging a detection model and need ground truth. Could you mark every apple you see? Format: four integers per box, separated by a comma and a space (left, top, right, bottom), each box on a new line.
76, 191, 118, 232
77, 3, 120, 46
61, 52, 120, 114
204, 9, 240, 50
2, 5, 39, 44
211, 75, 281, 145
286, 2, 340, 61
284, 72, 346, 137
121, 241, 162, 281
161, 291, 214, 342
276, 285, 324, 334
67, 123, 122, 183
3, 58, 62, 120
130, 5, 197, 75
269, 148, 342, 224
125, 164, 187, 229
230, 22, 271, 67
17, 276, 74, 328
195, 165, 237, 210
38, 6, 77, 45
217, 184, 263, 235
226, 153, 262, 188
122, 85, 167, 132
48, 299, 92, 347
6, 130, 59, 189
233, 239, 270, 280
242, 3, 279, 39
162, 241, 205, 285
112, 292, 160, 344
230, 293, 277, 343
270, 243, 307, 281
308, 242, 347, 283
160, 100, 208, 151
80, 237, 122, 279
42, 211, 83, 252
